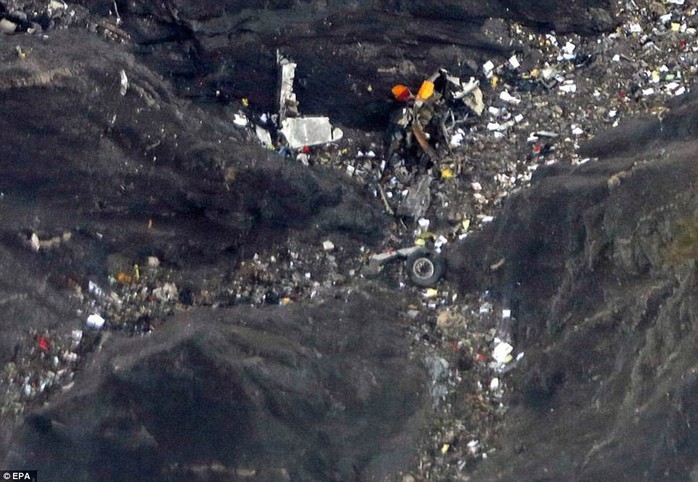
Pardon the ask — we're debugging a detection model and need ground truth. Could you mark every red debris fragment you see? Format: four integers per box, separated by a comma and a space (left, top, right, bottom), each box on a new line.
37, 336, 50, 352
391, 84, 412, 102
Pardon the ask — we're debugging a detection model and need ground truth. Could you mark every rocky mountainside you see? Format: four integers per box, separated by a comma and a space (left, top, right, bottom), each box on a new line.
1, 0, 697, 481
449, 92, 698, 480
7, 289, 427, 481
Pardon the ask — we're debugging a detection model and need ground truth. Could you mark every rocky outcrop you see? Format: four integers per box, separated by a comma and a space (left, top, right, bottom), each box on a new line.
448, 93, 698, 480
0, 11, 418, 479
0, 27, 386, 359
63, 0, 617, 128
5, 289, 428, 481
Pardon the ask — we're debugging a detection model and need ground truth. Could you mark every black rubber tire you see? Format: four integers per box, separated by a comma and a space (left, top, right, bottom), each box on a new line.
406, 251, 445, 287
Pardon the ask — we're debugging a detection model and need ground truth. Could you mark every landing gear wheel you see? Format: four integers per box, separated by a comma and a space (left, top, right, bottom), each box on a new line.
406, 251, 445, 287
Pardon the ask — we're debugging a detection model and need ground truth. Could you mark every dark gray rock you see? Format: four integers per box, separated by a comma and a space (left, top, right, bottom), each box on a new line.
447, 94, 698, 481
61, 0, 617, 128
0, 27, 386, 359
4, 288, 428, 482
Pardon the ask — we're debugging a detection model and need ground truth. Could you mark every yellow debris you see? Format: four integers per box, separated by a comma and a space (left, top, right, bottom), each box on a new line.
440, 166, 454, 179
424, 288, 439, 298
490, 75, 500, 88
441, 444, 450, 454
415, 238, 426, 247
241, 97, 249, 107
417, 80, 435, 100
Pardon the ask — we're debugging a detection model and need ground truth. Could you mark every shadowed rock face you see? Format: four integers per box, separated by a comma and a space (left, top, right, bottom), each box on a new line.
447, 94, 698, 481
5, 290, 428, 482
67, 0, 615, 128
0, 21, 405, 478
0, 27, 387, 358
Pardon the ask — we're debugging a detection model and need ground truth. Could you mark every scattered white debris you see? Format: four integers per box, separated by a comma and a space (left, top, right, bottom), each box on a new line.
561, 41, 576, 60
30, 233, 40, 252
435, 235, 448, 248
280, 117, 343, 148
499, 90, 521, 105
152, 282, 178, 302
255, 125, 273, 148
558, 81, 577, 93
62, 352, 78, 363
492, 340, 514, 364
628, 23, 642, 34
449, 130, 465, 147
489, 377, 500, 391
233, 113, 248, 127
545, 33, 559, 47
86, 313, 106, 330
88, 281, 106, 299
119, 69, 128, 96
